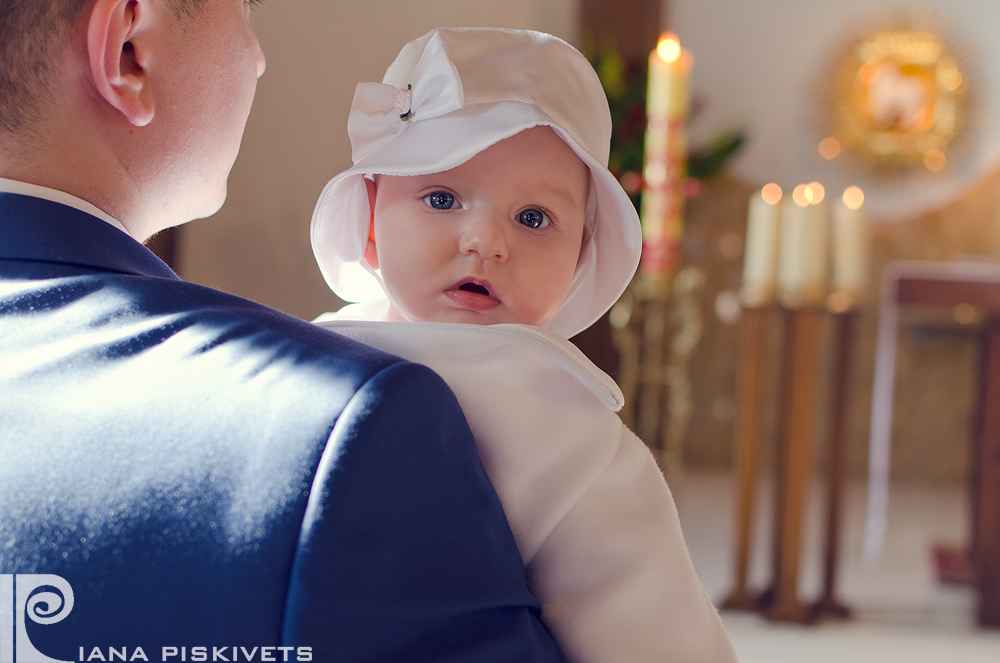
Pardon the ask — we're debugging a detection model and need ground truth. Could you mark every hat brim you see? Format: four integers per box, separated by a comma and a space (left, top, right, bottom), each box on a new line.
311, 101, 640, 338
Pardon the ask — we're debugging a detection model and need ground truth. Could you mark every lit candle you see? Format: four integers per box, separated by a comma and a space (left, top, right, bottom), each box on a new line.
831, 186, 869, 304
777, 193, 809, 306
805, 198, 830, 303
639, 33, 692, 291
741, 184, 782, 307
777, 184, 828, 308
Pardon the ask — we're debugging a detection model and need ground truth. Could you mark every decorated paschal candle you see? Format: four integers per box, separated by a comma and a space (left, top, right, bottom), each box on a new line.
638, 33, 692, 292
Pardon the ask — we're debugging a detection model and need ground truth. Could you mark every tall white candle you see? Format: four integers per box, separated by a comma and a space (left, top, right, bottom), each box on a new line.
741, 184, 782, 306
832, 186, 869, 298
777, 187, 828, 308
805, 200, 830, 303
639, 33, 692, 288
777, 196, 809, 307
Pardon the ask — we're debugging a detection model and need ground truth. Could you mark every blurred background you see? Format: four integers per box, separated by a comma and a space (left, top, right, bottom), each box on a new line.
154, 1, 1000, 660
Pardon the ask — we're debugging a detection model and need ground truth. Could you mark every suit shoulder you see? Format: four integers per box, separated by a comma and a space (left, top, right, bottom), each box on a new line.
109, 273, 406, 378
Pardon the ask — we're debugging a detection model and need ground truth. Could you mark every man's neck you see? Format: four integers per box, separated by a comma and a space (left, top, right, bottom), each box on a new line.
0, 108, 151, 239
6, 104, 182, 241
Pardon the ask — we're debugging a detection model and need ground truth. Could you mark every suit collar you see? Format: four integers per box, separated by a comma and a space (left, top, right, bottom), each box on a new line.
0, 177, 130, 235
0, 191, 179, 280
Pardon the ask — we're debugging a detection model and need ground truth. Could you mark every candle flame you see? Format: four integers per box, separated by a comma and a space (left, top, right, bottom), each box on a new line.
761, 183, 782, 205
792, 184, 810, 207
806, 181, 825, 204
843, 186, 864, 210
818, 137, 840, 160
657, 33, 682, 63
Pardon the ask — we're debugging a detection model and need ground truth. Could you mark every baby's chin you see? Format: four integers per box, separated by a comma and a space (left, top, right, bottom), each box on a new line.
388, 301, 551, 327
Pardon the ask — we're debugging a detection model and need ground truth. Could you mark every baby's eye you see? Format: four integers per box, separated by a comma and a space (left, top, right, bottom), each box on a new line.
423, 191, 458, 210
516, 208, 550, 229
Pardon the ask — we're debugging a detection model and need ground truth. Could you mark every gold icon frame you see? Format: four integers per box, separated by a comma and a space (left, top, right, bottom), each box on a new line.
824, 27, 968, 171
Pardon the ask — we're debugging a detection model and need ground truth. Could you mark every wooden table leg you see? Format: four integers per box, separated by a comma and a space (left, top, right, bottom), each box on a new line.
722, 306, 770, 610
767, 308, 824, 623
974, 316, 1000, 626
756, 308, 797, 612
811, 310, 856, 619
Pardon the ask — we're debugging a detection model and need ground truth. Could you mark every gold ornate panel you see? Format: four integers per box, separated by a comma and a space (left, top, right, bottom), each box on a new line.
823, 27, 969, 172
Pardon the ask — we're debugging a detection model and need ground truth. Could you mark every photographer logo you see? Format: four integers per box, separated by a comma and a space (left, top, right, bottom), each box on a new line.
1, 574, 75, 663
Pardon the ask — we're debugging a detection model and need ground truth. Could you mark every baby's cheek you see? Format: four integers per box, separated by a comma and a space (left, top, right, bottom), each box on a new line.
380, 262, 410, 300
519, 285, 566, 327
380, 253, 430, 314
533, 261, 578, 325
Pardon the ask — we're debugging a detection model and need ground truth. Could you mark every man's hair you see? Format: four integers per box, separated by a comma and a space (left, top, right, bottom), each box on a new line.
0, 0, 206, 133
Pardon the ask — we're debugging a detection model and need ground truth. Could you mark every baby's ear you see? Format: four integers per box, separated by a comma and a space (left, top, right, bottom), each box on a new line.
363, 177, 379, 269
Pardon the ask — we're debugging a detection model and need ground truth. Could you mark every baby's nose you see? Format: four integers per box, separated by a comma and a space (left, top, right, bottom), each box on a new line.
459, 212, 509, 262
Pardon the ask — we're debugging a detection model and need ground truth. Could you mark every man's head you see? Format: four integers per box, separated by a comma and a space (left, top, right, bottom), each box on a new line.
0, 0, 206, 132
0, 0, 266, 239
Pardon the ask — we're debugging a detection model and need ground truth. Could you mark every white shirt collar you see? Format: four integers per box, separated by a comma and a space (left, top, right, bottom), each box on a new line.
0, 177, 131, 236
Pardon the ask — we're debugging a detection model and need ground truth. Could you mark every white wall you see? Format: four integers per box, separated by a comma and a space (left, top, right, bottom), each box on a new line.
179, 0, 578, 319
672, 0, 1000, 220
182, 0, 1000, 315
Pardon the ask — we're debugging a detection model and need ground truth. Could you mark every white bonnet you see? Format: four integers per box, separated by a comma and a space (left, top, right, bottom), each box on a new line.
310, 27, 641, 338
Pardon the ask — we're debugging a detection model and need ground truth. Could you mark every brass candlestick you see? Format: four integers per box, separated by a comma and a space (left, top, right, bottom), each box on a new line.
611, 267, 704, 494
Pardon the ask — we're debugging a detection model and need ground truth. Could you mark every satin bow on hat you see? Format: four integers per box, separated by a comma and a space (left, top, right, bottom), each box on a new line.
347, 32, 465, 163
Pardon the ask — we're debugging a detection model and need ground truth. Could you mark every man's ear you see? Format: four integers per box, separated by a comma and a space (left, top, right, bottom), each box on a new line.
363, 177, 379, 270
87, 0, 155, 126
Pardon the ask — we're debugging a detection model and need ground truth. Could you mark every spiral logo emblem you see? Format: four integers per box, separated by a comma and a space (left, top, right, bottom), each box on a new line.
25, 577, 74, 626
1, 574, 75, 662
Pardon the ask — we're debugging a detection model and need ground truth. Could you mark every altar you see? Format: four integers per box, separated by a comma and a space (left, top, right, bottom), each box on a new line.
869, 261, 1000, 626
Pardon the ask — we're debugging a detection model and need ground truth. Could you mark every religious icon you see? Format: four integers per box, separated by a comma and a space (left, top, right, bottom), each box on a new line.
821, 27, 968, 172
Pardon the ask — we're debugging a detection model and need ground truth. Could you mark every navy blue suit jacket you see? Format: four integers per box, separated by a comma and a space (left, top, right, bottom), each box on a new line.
0, 193, 561, 662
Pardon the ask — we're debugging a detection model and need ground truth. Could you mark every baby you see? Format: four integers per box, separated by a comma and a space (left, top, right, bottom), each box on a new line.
311, 28, 736, 663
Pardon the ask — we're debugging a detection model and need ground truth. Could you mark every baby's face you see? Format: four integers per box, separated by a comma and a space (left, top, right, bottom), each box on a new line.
367, 126, 589, 327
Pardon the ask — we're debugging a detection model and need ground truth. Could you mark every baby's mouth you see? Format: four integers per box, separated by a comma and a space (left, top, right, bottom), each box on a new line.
459, 282, 491, 296
446, 279, 500, 311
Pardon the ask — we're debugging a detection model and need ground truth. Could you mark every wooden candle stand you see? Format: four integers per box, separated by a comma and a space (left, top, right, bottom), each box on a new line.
767, 305, 824, 623
721, 304, 770, 611
811, 308, 858, 620
722, 301, 858, 624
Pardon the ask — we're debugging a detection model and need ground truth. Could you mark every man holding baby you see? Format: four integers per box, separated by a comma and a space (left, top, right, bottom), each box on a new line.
0, 1, 734, 661
0, 1, 562, 659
